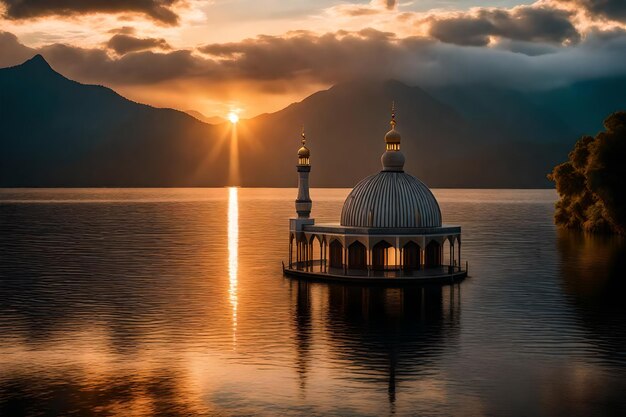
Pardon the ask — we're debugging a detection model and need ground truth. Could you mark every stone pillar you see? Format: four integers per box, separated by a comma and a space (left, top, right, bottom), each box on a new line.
296, 240, 300, 269
451, 243, 455, 267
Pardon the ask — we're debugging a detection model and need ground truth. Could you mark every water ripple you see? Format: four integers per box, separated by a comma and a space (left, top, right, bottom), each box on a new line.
0, 188, 625, 416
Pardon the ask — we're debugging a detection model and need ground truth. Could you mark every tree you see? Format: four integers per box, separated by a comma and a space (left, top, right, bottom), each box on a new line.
548, 111, 626, 235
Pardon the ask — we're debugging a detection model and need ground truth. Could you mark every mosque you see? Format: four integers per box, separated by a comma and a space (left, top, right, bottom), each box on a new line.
283, 106, 467, 283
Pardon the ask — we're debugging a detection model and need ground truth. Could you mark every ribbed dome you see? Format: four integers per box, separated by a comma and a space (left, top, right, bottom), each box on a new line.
341, 171, 442, 228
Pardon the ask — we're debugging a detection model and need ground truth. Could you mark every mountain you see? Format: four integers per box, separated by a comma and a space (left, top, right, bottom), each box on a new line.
426, 79, 626, 143
530, 77, 626, 136
426, 84, 576, 144
0, 55, 231, 187
2, 55, 622, 188
236, 79, 573, 187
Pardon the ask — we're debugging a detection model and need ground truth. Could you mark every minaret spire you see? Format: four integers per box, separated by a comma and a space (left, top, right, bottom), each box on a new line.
381, 101, 405, 171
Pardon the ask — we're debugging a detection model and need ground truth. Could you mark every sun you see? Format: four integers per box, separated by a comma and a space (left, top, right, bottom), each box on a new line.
228, 112, 239, 124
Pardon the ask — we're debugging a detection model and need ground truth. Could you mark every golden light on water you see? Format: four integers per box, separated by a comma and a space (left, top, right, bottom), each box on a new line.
228, 186, 239, 348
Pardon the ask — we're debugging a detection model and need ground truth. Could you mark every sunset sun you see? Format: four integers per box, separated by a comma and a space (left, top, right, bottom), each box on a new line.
228, 112, 239, 124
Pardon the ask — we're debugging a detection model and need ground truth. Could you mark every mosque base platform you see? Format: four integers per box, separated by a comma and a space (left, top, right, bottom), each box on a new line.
282, 263, 467, 285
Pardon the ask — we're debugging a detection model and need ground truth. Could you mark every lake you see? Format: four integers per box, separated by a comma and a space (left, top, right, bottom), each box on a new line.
1, 188, 625, 416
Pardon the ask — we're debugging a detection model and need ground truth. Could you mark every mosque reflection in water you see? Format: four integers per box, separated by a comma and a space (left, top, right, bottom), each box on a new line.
290, 280, 460, 405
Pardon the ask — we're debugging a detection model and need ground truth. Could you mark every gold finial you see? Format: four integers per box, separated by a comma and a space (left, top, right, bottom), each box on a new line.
301, 126, 306, 146
390, 101, 396, 129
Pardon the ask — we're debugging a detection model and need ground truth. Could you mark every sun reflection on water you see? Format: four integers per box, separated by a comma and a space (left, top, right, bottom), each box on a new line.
228, 187, 239, 348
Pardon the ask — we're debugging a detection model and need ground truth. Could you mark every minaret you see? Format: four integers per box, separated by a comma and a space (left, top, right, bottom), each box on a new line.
295, 128, 312, 218
381, 102, 405, 172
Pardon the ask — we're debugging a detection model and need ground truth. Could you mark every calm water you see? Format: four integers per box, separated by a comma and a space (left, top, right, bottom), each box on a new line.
1, 188, 625, 417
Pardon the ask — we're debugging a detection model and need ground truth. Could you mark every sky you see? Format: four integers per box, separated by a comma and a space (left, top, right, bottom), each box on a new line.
1, 0, 626, 118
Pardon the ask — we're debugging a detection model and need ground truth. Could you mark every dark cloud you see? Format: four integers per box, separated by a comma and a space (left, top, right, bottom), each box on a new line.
430, 14, 493, 46
0, 0, 182, 25
561, 0, 626, 23
107, 34, 171, 55
429, 6, 580, 46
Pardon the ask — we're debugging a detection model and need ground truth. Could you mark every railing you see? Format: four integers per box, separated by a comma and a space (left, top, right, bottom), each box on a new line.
286, 259, 469, 277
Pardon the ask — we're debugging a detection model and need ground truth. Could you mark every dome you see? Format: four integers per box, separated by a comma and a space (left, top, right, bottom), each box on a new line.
381, 150, 405, 171
341, 171, 442, 228
385, 128, 401, 144
298, 145, 310, 158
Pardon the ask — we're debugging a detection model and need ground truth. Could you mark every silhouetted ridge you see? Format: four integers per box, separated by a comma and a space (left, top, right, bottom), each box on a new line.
24, 54, 49, 67
14, 54, 55, 73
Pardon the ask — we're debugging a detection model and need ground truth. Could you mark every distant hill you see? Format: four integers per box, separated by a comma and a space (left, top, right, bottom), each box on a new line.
185, 110, 226, 125
530, 77, 626, 137
426, 80, 626, 143
1, 55, 623, 187
426, 84, 576, 144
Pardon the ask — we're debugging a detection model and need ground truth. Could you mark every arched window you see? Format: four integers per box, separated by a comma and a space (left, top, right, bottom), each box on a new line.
348, 241, 367, 270
329, 240, 343, 269
403, 241, 421, 271
372, 240, 392, 270
310, 235, 322, 268
425, 240, 441, 267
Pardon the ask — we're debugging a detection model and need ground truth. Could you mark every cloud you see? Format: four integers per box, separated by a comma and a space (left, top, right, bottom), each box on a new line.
40, 44, 206, 84
330, 0, 398, 17
0, 0, 183, 25
195, 28, 626, 90
0, 31, 36, 67
3, 26, 626, 92
378, 0, 397, 10
198, 29, 405, 83
107, 34, 171, 55
559, 0, 626, 23
108, 26, 137, 35
428, 6, 580, 46
493, 39, 560, 56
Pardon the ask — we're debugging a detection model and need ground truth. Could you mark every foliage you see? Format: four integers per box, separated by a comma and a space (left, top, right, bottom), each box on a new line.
548, 111, 626, 235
